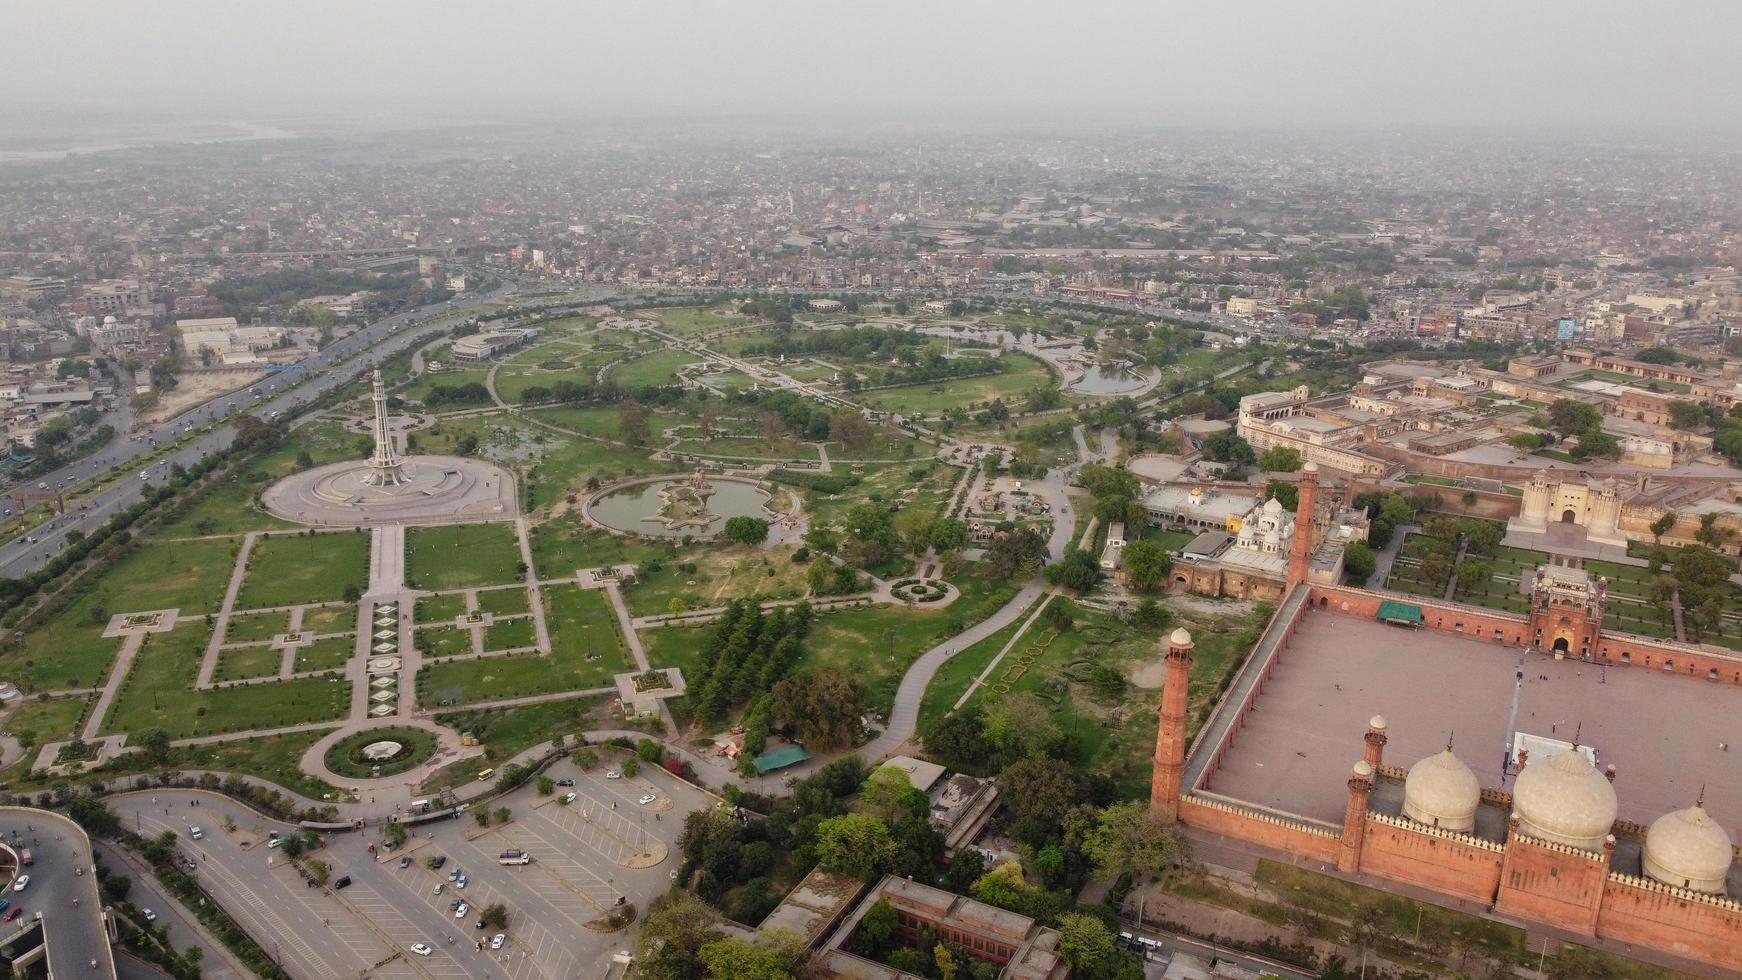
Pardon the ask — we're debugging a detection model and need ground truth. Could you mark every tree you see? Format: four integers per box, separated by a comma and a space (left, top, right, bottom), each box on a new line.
856, 898, 899, 957
1668, 400, 1707, 430
996, 756, 1081, 827
723, 516, 770, 547
696, 930, 806, 980
1044, 549, 1102, 592
636, 891, 722, 980
1547, 399, 1603, 437
1078, 802, 1180, 881
306, 859, 331, 885
384, 821, 408, 847
479, 903, 509, 929
1257, 446, 1302, 472
138, 728, 172, 764
815, 813, 898, 880
859, 767, 928, 821
986, 526, 1047, 579
1650, 510, 1678, 543
620, 401, 651, 447
1121, 539, 1171, 592
1455, 559, 1492, 594
574, 747, 598, 770
535, 776, 555, 797
1342, 540, 1376, 585
1202, 433, 1255, 466
1057, 913, 1144, 980
984, 693, 1060, 758
771, 668, 865, 751
1572, 430, 1620, 461
492, 806, 511, 825
622, 756, 641, 778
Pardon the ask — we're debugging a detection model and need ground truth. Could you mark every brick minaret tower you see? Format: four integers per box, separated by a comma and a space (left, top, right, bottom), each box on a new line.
1286, 461, 1319, 589
1363, 715, 1388, 769
1151, 628, 1194, 819
1340, 760, 1374, 873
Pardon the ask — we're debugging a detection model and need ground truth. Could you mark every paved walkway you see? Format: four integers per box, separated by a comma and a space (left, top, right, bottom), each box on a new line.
515, 517, 552, 653
196, 531, 260, 689
953, 592, 1057, 711
603, 581, 677, 734
82, 631, 145, 740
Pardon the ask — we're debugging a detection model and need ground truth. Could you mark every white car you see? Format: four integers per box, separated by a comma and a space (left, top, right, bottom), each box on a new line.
453, 902, 469, 919
638, 794, 657, 806
432, 882, 444, 895
410, 942, 432, 956
141, 908, 157, 921
456, 876, 467, 889
561, 792, 577, 804
605, 770, 621, 779
491, 933, 506, 950
11, 875, 27, 892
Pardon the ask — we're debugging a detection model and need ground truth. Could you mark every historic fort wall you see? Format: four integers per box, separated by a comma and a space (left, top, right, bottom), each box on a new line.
1359, 813, 1503, 905
1598, 874, 1742, 974
1494, 834, 1608, 935
1179, 793, 1340, 865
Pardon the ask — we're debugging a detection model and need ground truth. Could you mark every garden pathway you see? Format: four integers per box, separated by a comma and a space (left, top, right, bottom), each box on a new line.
195, 531, 260, 689
515, 517, 553, 654
603, 580, 677, 734
952, 591, 1058, 710
81, 631, 144, 741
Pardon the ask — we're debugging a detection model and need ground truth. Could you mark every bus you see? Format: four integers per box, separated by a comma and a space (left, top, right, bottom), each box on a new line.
498, 850, 531, 866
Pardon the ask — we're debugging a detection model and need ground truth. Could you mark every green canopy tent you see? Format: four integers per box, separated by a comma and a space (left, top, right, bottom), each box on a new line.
752, 744, 811, 774
1376, 600, 1424, 627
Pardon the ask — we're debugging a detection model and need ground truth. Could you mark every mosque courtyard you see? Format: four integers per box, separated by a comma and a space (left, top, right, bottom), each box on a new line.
1200, 611, 1742, 830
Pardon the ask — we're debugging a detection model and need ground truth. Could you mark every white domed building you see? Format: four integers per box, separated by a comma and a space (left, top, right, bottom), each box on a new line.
1403, 745, 1481, 832
1234, 496, 1295, 555
1642, 800, 1734, 894
1511, 748, 1619, 851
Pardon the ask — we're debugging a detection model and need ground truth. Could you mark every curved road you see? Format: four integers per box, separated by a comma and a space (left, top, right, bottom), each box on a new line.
0, 806, 115, 978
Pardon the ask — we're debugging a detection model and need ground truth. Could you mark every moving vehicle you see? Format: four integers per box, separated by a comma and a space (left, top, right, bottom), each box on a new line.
11, 876, 27, 892
188, 827, 203, 840
410, 943, 432, 956
16, 848, 30, 867
2, 908, 19, 922
476, 768, 494, 781
605, 770, 621, 779
498, 850, 531, 866
638, 794, 657, 805
142, 908, 156, 921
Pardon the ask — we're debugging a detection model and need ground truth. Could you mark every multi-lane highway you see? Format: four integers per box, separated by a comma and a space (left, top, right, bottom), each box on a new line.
0, 284, 531, 581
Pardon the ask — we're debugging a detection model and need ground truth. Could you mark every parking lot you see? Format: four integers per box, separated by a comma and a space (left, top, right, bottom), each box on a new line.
110, 753, 710, 979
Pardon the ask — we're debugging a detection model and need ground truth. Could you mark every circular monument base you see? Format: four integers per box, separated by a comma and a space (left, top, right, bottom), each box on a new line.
261, 454, 517, 526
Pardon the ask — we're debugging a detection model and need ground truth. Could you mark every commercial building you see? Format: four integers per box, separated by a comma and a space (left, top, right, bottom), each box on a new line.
816, 876, 1069, 979
450, 328, 539, 362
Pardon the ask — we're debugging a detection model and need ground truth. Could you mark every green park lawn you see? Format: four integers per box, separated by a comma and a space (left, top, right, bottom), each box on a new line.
416, 592, 470, 624
237, 531, 370, 608
528, 403, 635, 440
800, 570, 1020, 717
400, 367, 494, 404
418, 585, 632, 706
301, 604, 356, 635
224, 610, 289, 644
609, 349, 702, 388
856, 351, 1056, 415
654, 306, 743, 337
527, 517, 673, 581
419, 625, 476, 658
154, 423, 357, 538
294, 636, 355, 674
406, 522, 523, 590
103, 622, 350, 739
484, 617, 537, 651
2, 695, 91, 747
214, 646, 282, 682
523, 438, 677, 513
621, 543, 811, 618
476, 587, 532, 618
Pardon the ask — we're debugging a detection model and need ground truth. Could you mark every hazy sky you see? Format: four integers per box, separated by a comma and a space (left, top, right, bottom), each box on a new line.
7, 0, 1742, 133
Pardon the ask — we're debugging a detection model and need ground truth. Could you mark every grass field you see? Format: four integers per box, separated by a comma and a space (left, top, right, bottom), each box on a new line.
856, 351, 1056, 415
103, 622, 350, 739
2, 695, 91, 747
483, 616, 536, 651
294, 636, 354, 673
406, 522, 523, 591
528, 404, 635, 440
416, 592, 470, 624
224, 610, 289, 644
215, 646, 282, 682
621, 543, 811, 617
652, 306, 746, 337
401, 367, 494, 404
154, 423, 357, 538
418, 625, 476, 658
477, 586, 532, 618
300, 603, 355, 635
237, 531, 370, 608
527, 517, 674, 581
418, 584, 631, 705
609, 348, 703, 388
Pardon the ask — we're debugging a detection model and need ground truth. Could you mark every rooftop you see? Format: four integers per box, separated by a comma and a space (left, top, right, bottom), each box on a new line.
1201, 611, 1742, 828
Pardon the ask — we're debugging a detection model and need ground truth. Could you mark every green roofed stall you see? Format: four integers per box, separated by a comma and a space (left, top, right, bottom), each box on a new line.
753, 744, 812, 774
1376, 600, 1424, 626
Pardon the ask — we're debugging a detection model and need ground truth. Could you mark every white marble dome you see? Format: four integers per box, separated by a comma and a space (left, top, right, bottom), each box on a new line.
1170, 628, 1193, 648
1512, 748, 1618, 850
1643, 804, 1734, 894
1404, 748, 1481, 832
1263, 497, 1284, 515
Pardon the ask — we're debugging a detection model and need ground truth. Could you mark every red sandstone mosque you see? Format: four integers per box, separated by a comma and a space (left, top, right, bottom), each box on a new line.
1152, 463, 1742, 975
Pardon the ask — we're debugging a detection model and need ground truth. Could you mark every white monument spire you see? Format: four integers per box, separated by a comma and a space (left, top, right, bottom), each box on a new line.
364, 369, 407, 487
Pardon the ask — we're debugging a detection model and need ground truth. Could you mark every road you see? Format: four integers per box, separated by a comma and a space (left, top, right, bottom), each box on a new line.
92, 839, 248, 980
0, 807, 116, 978
0, 284, 534, 581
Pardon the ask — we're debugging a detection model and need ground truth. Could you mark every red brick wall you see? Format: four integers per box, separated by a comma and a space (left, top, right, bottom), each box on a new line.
1358, 821, 1503, 905
1178, 797, 1340, 865
1597, 878, 1742, 974
1495, 839, 1608, 935
1593, 635, 1742, 688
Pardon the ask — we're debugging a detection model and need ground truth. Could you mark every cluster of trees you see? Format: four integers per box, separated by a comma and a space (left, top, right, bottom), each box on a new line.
741, 326, 1007, 391
1650, 543, 1732, 642
209, 268, 449, 318
770, 667, 866, 753
423, 381, 492, 406
1546, 399, 1621, 461
1201, 432, 1257, 468
1710, 404, 1742, 465
1078, 464, 1147, 529
985, 524, 1048, 580
722, 516, 769, 547
1402, 516, 1505, 594
688, 600, 815, 724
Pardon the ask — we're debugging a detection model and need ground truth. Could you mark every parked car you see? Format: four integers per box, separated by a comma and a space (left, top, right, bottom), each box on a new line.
410, 942, 432, 956
605, 770, 621, 779
430, 855, 447, 870
399, 856, 412, 869
562, 792, 577, 804
556, 778, 574, 787
188, 827, 203, 840
142, 908, 157, 922
432, 882, 444, 895
333, 876, 352, 890
454, 902, 469, 919
456, 875, 468, 889
491, 933, 507, 950
11, 876, 27, 892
